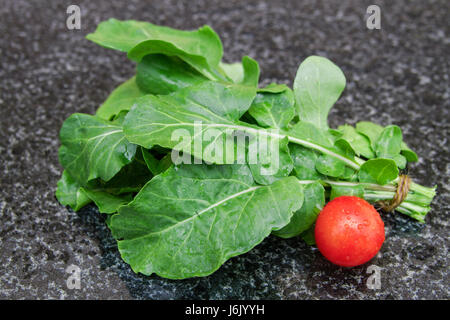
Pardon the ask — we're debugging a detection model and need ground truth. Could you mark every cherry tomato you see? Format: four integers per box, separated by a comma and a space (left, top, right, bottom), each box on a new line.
315, 196, 385, 267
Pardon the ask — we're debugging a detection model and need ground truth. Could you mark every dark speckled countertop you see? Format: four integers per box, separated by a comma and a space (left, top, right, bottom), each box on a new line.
0, 0, 448, 299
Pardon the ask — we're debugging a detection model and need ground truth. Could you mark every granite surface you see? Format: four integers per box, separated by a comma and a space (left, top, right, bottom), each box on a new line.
0, 0, 448, 299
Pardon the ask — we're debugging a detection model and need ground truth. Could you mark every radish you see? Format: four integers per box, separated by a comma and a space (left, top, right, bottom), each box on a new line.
315, 196, 385, 267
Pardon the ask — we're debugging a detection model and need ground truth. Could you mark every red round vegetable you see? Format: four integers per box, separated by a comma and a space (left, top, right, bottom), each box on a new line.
315, 196, 385, 267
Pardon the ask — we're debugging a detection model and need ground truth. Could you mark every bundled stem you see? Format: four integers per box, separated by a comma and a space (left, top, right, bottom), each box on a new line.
296, 178, 435, 222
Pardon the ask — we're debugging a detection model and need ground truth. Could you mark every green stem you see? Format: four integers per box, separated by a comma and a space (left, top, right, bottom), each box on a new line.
295, 178, 434, 222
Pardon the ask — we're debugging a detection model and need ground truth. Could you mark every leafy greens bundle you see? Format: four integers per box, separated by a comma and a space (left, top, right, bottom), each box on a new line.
56, 19, 436, 279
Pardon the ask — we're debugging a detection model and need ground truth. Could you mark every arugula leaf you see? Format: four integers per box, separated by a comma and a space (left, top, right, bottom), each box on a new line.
374, 125, 402, 156
314, 151, 356, 180
401, 142, 418, 162
86, 19, 223, 80
154, 154, 174, 175
56, 170, 134, 213
135, 54, 259, 97
56, 149, 151, 213
59, 113, 136, 185
111, 110, 129, 124
374, 125, 407, 169
315, 154, 346, 178
393, 154, 407, 169
290, 145, 325, 180
109, 164, 304, 278
358, 158, 399, 185
273, 182, 324, 238
239, 56, 260, 86
356, 121, 416, 167
124, 81, 360, 171
248, 137, 294, 185
258, 83, 292, 94
123, 81, 360, 170
136, 54, 208, 95
331, 139, 358, 179
337, 124, 375, 159
219, 61, 244, 83
248, 86, 295, 129
97, 151, 153, 194
123, 81, 256, 161
218, 56, 260, 85
287, 121, 335, 148
140, 147, 160, 174
80, 189, 132, 214
292, 141, 358, 181
56, 170, 92, 211
286, 122, 360, 170
293, 56, 346, 130
96, 77, 147, 120
355, 121, 384, 150
141, 147, 173, 176
330, 184, 364, 200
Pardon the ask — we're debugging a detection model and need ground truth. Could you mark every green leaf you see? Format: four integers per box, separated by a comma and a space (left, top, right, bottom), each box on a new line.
287, 122, 360, 172
219, 61, 244, 83
374, 125, 406, 168
56, 147, 151, 213
124, 82, 359, 170
287, 121, 335, 148
97, 152, 153, 194
219, 56, 259, 86
123, 81, 257, 161
355, 121, 383, 150
330, 184, 364, 200
293, 56, 346, 129
140, 147, 160, 174
55, 170, 91, 211
258, 83, 291, 94
356, 121, 417, 165
86, 19, 223, 80
337, 124, 375, 159
136, 54, 259, 96
315, 154, 346, 178
314, 137, 357, 178
109, 164, 304, 278
154, 154, 174, 175
136, 54, 208, 95
273, 182, 324, 238
340, 166, 359, 181
240, 56, 260, 86
401, 142, 418, 162
56, 170, 134, 214
80, 189, 132, 214
141, 147, 173, 176
58, 113, 136, 185
248, 86, 295, 129
290, 145, 324, 180
331, 139, 358, 179
358, 158, 399, 185
111, 110, 130, 124
393, 154, 407, 169
374, 125, 402, 157
248, 137, 293, 185
96, 77, 147, 120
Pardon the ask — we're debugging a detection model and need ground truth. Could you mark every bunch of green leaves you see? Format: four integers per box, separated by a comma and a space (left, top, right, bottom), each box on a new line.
56, 19, 436, 279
